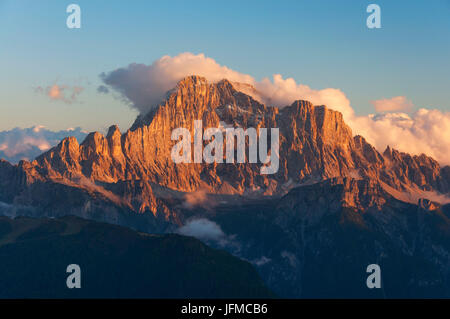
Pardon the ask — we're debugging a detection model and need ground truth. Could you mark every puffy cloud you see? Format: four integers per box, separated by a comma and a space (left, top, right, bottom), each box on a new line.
176, 218, 238, 249
176, 218, 240, 253
35, 84, 84, 104
254, 74, 353, 119
97, 85, 109, 94
100, 52, 450, 166
48, 84, 63, 99
0, 126, 87, 163
100, 52, 352, 117
177, 218, 225, 242
370, 96, 414, 113
350, 109, 450, 165
100, 53, 254, 113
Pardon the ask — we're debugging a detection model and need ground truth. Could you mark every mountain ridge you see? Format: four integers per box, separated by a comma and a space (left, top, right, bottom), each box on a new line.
0, 76, 449, 297
2, 75, 447, 206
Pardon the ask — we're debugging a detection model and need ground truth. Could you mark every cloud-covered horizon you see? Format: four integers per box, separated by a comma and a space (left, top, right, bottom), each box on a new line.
100, 52, 450, 165
0, 126, 87, 163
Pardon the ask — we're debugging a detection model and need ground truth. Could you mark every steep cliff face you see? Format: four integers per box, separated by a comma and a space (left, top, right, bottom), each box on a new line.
269, 178, 450, 297
382, 146, 449, 192
0, 76, 449, 298
180, 177, 450, 298
16, 75, 448, 203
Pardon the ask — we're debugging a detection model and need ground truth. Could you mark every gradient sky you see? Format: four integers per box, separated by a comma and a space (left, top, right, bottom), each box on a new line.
0, 0, 449, 132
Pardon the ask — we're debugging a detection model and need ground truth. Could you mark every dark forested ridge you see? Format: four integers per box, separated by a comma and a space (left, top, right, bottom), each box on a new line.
0, 215, 273, 298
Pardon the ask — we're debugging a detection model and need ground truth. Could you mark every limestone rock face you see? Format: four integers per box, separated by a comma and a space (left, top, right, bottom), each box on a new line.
30, 76, 450, 195
0, 75, 449, 217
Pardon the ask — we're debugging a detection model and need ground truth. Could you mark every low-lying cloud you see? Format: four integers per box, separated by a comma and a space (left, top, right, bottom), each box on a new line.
0, 126, 87, 163
177, 218, 225, 241
97, 85, 109, 94
176, 218, 237, 249
100, 52, 450, 166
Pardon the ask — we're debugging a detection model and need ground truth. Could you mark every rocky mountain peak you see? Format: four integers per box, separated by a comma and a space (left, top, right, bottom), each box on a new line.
0, 77, 448, 213
107, 125, 121, 138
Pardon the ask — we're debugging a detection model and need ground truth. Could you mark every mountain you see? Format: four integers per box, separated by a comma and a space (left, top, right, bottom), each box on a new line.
0, 126, 87, 163
265, 178, 449, 297
0, 215, 273, 298
0, 75, 449, 298
5, 76, 449, 200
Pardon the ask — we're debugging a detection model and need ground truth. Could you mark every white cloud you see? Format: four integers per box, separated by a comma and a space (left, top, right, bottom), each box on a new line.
0, 126, 87, 163
100, 52, 450, 166
100, 52, 352, 117
100, 53, 254, 113
254, 74, 353, 118
35, 84, 84, 104
177, 218, 225, 242
370, 96, 414, 112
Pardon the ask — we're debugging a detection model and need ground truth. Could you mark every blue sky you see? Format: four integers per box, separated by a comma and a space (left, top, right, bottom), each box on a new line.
0, 0, 449, 131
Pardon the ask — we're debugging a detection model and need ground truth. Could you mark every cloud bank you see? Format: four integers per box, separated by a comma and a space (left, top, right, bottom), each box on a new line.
0, 126, 87, 163
182, 189, 217, 210
100, 52, 352, 117
100, 52, 450, 165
